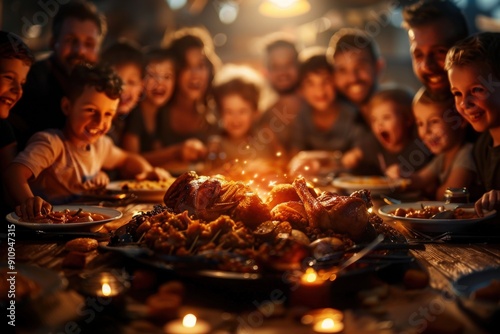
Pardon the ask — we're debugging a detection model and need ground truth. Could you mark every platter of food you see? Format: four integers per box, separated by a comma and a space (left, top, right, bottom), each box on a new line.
332, 176, 410, 195
6, 205, 122, 231
452, 267, 500, 321
107, 179, 176, 202
103, 172, 413, 283
378, 201, 496, 233
0, 264, 67, 307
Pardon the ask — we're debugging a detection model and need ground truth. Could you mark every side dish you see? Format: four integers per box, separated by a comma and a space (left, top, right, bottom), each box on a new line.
20, 209, 110, 224
389, 205, 477, 219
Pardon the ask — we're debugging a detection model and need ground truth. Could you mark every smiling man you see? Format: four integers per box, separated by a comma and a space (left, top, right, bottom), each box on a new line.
327, 28, 384, 128
402, 0, 469, 100
8, 0, 107, 150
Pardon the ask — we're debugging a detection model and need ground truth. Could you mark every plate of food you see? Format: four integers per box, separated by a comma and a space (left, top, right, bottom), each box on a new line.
333, 176, 410, 195
6, 205, 123, 231
452, 267, 500, 322
107, 179, 176, 202
378, 201, 496, 233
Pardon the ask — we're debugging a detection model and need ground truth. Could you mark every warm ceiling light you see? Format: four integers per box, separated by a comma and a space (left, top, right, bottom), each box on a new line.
259, 0, 311, 18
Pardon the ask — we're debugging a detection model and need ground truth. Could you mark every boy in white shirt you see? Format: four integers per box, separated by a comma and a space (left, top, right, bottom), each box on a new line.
5, 63, 170, 219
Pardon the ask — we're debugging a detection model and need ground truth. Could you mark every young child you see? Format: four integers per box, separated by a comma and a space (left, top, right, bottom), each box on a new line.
100, 40, 144, 145
209, 64, 281, 170
121, 47, 206, 167
4, 63, 170, 219
446, 32, 500, 215
288, 48, 368, 175
346, 87, 430, 177
0, 31, 34, 174
0, 31, 35, 216
405, 88, 476, 200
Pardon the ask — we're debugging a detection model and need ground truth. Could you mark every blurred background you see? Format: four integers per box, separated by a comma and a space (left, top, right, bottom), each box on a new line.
2, 0, 500, 91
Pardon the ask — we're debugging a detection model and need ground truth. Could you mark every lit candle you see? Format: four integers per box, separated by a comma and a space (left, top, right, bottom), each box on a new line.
164, 314, 211, 334
291, 268, 331, 309
101, 282, 112, 297
313, 317, 344, 333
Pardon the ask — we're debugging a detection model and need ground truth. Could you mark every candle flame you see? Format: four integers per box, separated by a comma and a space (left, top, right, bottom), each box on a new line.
182, 314, 197, 328
320, 318, 335, 329
101, 283, 112, 296
303, 267, 318, 283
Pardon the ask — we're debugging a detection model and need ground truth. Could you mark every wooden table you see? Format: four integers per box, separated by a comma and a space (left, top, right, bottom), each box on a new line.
2, 201, 499, 334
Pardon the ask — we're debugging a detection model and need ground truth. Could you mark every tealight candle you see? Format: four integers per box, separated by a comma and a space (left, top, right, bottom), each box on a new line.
164, 314, 211, 334
313, 317, 344, 333
77, 270, 130, 312
291, 268, 331, 309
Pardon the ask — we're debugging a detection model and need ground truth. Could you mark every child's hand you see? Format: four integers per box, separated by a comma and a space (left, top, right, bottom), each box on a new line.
341, 148, 362, 169
85, 171, 110, 189
288, 156, 320, 176
182, 139, 207, 162
475, 190, 500, 217
385, 164, 401, 179
15, 196, 52, 221
135, 167, 172, 181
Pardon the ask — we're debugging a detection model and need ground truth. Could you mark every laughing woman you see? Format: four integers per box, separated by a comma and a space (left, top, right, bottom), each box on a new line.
159, 27, 222, 163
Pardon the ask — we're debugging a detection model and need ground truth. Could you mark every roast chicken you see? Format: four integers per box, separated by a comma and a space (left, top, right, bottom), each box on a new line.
292, 177, 371, 240
163, 171, 271, 229
164, 172, 372, 240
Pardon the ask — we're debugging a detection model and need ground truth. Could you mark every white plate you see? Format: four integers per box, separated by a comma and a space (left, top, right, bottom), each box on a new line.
6, 205, 122, 231
378, 201, 496, 233
333, 176, 410, 195
452, 267, 500, 320
107, 180, 173, 202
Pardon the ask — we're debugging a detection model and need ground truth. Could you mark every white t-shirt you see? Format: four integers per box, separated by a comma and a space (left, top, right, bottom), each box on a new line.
14, 129, 124, 204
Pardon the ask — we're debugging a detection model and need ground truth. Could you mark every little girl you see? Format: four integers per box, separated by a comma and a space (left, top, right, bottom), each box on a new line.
120, 47, 204, 167
207, 64, 282, 174
402, 88, 476, 200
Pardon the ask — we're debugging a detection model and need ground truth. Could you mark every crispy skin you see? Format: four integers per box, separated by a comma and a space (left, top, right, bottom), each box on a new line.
271, 201, 309, 231
265, 184, 301, 209
293, 177, 369, 240
232, 192, 272, 230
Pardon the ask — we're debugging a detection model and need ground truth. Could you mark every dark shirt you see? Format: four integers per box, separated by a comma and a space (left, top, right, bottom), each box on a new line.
124, 105, 163, 152
473, 131, 500, 191
0, 119, 16, 149
107, 114, 129, 146
290, 100, 368, 152
0, 119, 16, 220
355, 132, 432, 177
8, 55, 68, 150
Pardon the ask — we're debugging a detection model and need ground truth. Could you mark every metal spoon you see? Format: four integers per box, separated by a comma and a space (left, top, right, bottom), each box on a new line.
430, 210, 455, 219
381, 194, 402, 205
320, 234, 385, 280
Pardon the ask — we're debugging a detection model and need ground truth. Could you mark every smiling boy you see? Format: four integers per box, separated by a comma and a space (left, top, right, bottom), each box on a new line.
5, 63, 170, 219
446, 32, 500, 215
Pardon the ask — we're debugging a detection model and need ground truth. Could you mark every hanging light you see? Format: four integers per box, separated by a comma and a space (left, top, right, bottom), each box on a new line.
259, 0, 311, 18
218, 1, 239, 24
166, 0, 187, 10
